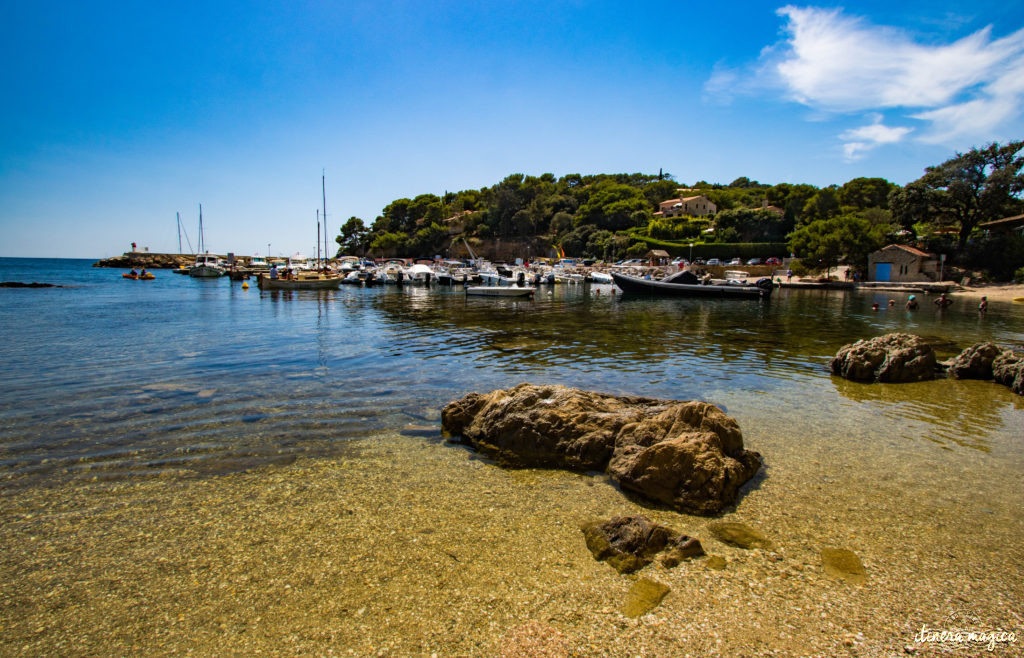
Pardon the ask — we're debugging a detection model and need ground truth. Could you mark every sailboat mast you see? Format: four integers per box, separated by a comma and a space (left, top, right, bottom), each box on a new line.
322, 172, 328, 267
176, 212, 182, 254
198, 204, 204, 253
317, 209, 321, 264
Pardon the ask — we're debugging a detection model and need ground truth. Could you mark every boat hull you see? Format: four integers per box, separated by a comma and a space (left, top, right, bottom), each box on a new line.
257, 274, 344, 290
611, 272, 772, 299
189, 266, 225, 278
465, 286, 534, 297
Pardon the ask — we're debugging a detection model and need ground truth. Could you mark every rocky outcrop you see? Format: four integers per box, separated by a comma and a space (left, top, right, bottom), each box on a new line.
993, 351, 1024, 395
93, 253, 196, 269
441, 384, 762, 515
830, 333, 937, 382
944, 342, 1005, 380
581, 515, 704, 574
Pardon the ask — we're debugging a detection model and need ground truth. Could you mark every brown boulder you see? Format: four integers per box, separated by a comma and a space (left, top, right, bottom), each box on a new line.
944, 342, 1005, 380
441, 383, 761, 514
993, 351, 1024, 395
830, 333, 937, 382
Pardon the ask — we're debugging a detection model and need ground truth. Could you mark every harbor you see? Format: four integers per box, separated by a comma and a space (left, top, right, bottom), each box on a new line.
2, 257, 1023, 655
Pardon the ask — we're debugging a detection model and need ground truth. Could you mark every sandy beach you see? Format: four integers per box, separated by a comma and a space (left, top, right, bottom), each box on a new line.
955, 282, 1024, 302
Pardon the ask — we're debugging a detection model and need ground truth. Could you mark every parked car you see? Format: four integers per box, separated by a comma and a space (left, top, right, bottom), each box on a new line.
706, 258, 721, 266
765, 257, 782, 265
746, 258, 763, 265
727, 258, 743, 265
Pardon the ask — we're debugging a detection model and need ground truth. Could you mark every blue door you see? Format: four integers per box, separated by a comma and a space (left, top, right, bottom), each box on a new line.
875, 262, 891, 282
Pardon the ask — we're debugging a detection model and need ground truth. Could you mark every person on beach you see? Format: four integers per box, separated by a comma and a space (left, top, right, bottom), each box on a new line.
786, 269, 792, 282
934, 292, 952, 308
979, 296, 988, 313
906, 295, 919, 310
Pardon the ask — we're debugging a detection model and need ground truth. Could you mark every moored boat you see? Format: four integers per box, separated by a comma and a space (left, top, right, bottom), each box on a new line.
256, 272, 343, 290
612, 270, 773, 299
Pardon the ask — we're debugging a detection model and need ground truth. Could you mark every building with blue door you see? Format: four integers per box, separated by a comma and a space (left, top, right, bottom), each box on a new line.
868, 245, 940, 282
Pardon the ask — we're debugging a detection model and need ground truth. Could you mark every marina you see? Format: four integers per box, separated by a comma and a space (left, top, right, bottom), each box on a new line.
2, 261, 1022, 655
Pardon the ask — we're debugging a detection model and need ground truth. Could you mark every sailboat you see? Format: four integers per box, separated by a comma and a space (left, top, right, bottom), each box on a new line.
257, 175, 343, 290
189, 204, 226, 277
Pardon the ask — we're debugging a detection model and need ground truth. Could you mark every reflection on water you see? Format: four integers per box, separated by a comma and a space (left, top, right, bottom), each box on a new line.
0, 258, 1021, 485
831, 376, 1023, 452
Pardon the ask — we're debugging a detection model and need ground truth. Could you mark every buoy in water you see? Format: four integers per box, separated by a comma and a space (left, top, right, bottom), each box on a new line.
242, 282, 249, 290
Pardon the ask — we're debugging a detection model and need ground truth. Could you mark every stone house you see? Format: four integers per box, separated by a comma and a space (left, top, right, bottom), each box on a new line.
655, 195, 717, 218
867, 245, 940, 282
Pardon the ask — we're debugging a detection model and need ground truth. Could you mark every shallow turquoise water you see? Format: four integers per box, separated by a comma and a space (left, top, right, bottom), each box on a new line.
1, 258, 1021, 484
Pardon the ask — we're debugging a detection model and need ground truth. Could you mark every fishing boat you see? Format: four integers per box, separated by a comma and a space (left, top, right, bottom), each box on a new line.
611, 270, 774, 299
189, 205, 226, 277
257, 270, 343, 290
258, 174, 343, 290
189, 253, 226, 278
465, 285, 535, 298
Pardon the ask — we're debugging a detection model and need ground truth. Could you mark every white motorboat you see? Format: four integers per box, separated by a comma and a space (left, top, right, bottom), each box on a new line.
189, 253, 225, 278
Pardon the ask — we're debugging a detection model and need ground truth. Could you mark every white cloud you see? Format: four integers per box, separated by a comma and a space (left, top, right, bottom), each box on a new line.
839, 114, 913, 160
708, 6, 1024, 154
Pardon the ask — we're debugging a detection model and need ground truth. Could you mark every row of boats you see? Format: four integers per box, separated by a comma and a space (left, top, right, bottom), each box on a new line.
169, 254, 774, 299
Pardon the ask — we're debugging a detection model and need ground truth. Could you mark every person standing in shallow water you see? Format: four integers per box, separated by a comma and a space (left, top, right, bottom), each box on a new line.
979, 296, 988, 313
934, 292, 953, 309
906, 295, 919, 310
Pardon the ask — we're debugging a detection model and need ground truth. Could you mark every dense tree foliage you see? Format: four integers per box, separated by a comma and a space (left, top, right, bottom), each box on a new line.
890, 141, 1024, 250
337, 142, 1020, 279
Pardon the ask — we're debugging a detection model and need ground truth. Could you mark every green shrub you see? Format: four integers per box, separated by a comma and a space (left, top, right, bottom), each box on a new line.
1015, 266, 1024, 283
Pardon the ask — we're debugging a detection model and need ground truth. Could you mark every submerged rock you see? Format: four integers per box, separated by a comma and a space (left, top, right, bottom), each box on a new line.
704, 555, 727, 570
706, 521, 773, 550
0, 281, 61, 288
581, 515, 704, 573
944, 342, 1005, 380
621, 578, 671, 618
992, 351, 1024, 395
441, 383, 762, 514
821, 547, 866, 584
830, 333, 937, 383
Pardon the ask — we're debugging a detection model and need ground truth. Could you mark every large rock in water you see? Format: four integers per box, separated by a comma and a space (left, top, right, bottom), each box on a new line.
944, 342, 1005, 380
441, 383, 762, 514
992, 351, 1024, 395
830, 333, 937, 382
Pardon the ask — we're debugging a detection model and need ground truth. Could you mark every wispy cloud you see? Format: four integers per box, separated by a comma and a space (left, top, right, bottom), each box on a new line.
839, 114, 913, 160
708, 5, 1024, 154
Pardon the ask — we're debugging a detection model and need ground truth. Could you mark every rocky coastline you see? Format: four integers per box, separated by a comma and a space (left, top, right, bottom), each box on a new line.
831, 332, 1024, 395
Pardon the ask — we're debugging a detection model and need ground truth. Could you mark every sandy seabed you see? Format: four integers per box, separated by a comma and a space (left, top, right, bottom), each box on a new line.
3, 404, 1023, 658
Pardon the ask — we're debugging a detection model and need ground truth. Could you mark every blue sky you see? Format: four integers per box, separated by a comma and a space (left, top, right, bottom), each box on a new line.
2, 1, 1022, 258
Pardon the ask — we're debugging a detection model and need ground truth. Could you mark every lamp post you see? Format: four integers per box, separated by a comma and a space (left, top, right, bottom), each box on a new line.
267, 243, 271, 259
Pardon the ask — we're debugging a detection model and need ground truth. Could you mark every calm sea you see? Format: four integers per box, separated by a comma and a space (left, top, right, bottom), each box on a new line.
1, 257, 1022, 485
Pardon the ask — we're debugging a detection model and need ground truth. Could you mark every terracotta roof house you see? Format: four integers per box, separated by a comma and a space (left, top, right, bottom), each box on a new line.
867, 244, 940, 282
654, 195, 716, 218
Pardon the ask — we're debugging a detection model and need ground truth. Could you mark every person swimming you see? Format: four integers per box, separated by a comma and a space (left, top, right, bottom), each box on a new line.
906, 295, 919, 310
